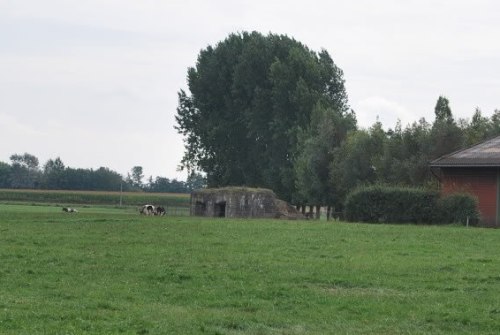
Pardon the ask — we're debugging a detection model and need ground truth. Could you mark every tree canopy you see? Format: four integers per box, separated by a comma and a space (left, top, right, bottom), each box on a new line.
176, 31, 354, 200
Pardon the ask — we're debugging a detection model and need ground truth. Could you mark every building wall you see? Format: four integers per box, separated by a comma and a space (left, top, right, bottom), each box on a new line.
440, 167, 498, 226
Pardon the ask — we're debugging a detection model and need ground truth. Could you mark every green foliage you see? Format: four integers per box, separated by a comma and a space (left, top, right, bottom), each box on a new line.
146, 176, 191, 193
9, 152, 40, 188
434, 95, 453, 123
344, 185, 438, 223
42, 157, 66, 189
185, 171, 207, 191
345, 186, 480, 226
329, 123, 384, 208
2, 204, 500, 334
1, 155, 197, 194
459, 107, 498, 146
436, 193, 480, 225
176, 31, 351, 201
377, 118, 432, 186
0, 161, 10, 188
424, 96, 463, 164
130, 166, 144, 187
294, 104, 356, 206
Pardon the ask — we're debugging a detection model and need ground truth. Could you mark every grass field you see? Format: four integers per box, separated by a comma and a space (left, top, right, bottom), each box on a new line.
0, 189, 190, 207
1, 204, 500, 334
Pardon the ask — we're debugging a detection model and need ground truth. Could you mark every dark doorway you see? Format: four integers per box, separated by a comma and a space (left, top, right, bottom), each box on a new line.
194, 201, 206, 216
214, 201, 226, 217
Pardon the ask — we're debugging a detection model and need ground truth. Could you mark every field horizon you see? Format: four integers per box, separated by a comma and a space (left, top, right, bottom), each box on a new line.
1, 204, 500, 334
0, 189, 190, 208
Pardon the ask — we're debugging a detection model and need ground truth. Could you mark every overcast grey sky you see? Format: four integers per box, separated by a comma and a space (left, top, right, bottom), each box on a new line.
1, 0, 499, 180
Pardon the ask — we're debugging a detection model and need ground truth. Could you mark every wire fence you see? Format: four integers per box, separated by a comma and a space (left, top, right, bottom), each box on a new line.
163, 206, 190, 217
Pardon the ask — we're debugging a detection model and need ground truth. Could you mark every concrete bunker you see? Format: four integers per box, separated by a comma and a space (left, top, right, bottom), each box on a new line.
214, 201, 226, 217
190, 187, 301, 219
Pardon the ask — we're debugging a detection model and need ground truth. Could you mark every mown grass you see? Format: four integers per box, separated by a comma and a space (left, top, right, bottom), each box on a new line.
0, 189, 190, 207
1, 204, 500, 334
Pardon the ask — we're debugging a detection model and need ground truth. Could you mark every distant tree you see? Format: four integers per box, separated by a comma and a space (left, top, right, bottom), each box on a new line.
175, 31, 352, 201
148, 177, 171, 192
461, 107, 492, 146
490, 109, 500, 136
10, 153, 39, 170
63, 168, 91, 190
146, 176, 154, 190
90, 167, 123, 191
434, 95, 453, 124
376, 120, 408, 184
403, 118, 434, 185
130, 166, 144, 188
378, 118, 431, 186
186, 172, 207, 191
9, 153, 40, 188
42, 157, 66, 189
0, 161, 11, 188
430, 96, 463, 159
147, 177, 190, 193
169, 179, 188, 193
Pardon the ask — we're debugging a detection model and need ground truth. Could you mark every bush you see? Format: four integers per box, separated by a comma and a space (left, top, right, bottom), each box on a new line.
435, 193, 479, 225
345, 185, 438, 224
345, 185, 480, 225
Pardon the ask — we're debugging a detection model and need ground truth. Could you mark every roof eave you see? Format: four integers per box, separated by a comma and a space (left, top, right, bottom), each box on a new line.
430, 163, 500, 168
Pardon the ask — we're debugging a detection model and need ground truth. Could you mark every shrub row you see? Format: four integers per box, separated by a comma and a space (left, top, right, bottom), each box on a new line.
344, 185, 479, 225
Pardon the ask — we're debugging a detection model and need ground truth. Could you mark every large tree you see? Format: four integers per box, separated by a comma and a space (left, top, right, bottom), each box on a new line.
175, 31, 352, 200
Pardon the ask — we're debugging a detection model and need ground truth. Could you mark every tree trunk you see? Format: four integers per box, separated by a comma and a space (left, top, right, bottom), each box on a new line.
315, 205, 321, 220
326, 205, 331, 221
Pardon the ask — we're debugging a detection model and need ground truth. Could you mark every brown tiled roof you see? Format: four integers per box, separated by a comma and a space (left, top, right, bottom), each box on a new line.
430, 136, 500, 167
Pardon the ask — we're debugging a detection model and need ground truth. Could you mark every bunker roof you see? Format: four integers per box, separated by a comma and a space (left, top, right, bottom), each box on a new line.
191, 187, 276, 196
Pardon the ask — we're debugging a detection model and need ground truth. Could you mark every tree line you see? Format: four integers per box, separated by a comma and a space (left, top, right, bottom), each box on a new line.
0, 155, 206, 193
296, 98, 500, 213
175, 31, 500, 212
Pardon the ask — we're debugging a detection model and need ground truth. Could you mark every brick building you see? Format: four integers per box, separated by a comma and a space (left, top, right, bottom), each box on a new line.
430, 136, 500, 227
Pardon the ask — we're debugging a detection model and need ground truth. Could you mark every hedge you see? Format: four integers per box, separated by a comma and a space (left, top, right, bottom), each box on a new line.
435, 193, 479, 225
344, 185, 479, 225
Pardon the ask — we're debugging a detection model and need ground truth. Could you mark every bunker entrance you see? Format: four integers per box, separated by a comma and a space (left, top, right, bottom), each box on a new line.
194, 201, 206, 216
214, 201, 226, 217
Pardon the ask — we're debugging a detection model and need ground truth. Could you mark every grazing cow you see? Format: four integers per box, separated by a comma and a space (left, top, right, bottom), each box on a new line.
62, 207, 78, 213
155, 206, 166, 216
140, 204, 156, 216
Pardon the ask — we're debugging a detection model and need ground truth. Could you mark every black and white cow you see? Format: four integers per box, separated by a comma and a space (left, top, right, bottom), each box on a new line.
62, 207, 78, 213
140, 204, 156, 216
155, 206, 166, 216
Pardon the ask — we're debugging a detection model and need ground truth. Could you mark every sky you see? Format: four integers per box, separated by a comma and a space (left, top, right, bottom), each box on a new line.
1, 0, 499, 180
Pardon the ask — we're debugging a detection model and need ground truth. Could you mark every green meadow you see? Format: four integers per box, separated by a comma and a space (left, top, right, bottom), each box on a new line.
0, 189, 190, 207
1, 204, 500, 334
